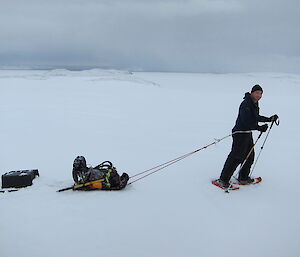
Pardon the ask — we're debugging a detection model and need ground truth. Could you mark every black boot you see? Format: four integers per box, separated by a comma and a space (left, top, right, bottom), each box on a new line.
72, 156, 88, 184
237, 177, 255, 185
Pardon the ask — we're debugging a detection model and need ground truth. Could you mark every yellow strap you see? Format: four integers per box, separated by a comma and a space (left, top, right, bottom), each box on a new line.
105, 168, 112, 187
73, 179, 105, 190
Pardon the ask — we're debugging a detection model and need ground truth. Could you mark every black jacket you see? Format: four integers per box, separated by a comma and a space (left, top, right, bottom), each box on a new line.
232, 92, 269, 132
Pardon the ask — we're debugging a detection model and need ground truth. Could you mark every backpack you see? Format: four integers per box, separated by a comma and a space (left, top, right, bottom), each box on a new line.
91, 161, 120, 189
72, 157, 120, 189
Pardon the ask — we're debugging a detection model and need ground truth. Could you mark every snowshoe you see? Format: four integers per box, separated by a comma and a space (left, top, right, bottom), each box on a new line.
212, 179, 239, 191
234, 177, 262, 186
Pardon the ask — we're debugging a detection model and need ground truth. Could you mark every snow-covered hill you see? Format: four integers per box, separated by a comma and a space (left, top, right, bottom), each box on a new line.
1, 70, 299, 257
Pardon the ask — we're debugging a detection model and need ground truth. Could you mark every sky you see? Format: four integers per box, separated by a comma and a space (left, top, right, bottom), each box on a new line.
0, 0, 299, 73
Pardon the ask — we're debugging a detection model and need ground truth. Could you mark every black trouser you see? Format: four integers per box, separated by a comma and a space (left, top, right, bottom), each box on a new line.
220, 133, 254, 183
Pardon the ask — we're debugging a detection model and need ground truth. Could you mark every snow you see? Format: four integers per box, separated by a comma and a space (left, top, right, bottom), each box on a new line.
1, 69, 299, 257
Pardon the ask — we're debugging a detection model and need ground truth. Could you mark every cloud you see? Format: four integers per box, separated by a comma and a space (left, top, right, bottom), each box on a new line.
0, 0, 299, 72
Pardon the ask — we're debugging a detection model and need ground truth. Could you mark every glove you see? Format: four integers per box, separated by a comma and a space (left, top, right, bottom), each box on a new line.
269, 114, 279, 122
257, 124, 268, 132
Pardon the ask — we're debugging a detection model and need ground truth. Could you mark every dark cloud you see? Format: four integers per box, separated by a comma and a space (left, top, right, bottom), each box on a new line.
0, 0, 299, 72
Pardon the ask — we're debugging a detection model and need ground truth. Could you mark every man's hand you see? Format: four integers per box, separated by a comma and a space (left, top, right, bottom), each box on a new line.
269, 114, 279, 122
257, 124, 268, 132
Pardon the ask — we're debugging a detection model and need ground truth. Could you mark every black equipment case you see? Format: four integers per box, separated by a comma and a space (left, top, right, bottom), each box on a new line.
1, 169, 39, 188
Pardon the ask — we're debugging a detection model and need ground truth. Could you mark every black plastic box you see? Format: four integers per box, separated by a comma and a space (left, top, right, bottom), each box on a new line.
1, 169, 39, 188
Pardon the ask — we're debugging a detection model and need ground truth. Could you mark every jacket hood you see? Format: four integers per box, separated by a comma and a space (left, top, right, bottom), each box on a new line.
243, 92, 258, 107
243, 92, 251, 99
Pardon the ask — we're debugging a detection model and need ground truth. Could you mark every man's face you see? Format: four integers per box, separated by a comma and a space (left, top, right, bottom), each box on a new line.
251, 90, 263, 102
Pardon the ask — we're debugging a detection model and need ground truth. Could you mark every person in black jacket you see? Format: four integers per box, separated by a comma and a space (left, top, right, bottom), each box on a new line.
215, 85, 278, 188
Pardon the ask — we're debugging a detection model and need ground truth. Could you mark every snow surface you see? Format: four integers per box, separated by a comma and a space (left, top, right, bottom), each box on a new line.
1, 69, 299, 257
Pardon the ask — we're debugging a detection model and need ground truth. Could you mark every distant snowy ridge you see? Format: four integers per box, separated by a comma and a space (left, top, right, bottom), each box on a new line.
0, 68, 160, 86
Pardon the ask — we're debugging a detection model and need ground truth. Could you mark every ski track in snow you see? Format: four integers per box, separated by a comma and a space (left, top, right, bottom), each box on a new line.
1, 69, 300, 257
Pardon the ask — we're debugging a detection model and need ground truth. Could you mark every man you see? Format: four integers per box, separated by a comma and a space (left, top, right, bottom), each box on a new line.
215, 84, 278, 189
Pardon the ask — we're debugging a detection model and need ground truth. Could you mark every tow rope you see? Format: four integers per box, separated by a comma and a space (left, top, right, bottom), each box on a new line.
128, 130, 253, 185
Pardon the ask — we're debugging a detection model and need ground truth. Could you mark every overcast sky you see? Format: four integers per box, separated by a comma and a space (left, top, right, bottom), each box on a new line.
0, 0, 299, 73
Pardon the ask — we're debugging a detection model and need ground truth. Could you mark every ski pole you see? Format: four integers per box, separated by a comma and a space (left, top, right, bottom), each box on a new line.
250, 118, 279, 176
235, 131, 263, 177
